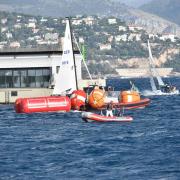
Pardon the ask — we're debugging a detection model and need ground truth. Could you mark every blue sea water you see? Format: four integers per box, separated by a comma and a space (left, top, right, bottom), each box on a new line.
0, 77, 180, 180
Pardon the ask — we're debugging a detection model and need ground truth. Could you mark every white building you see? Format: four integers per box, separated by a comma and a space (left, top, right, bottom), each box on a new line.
1, 27, 8, 33
128, 33, 141, 41
159, 34, 176, 42
108, 18, 117, 24
149, 34, 158, 40
28, 22, 36, 29
83, 17, 95, 26
10, 42, 21, 48
115, 34, 127, 42
40, 17, 48, 22
79, 37, 85, 43
72, 19, 83, 25
119, 26, 126, 31
45, 33, 59, 40
1, 18, 7, 24
0, 50, 82, 103
128, 25, 143, 31
14, 24, 22, 29
6, 32, 13, 39
99, 44, 112, 50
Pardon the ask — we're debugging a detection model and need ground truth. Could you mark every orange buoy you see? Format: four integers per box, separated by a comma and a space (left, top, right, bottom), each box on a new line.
70, 90, 87, 110
15, 96, 71, 113
120, 91, 140, 103
88, 89, 106, 109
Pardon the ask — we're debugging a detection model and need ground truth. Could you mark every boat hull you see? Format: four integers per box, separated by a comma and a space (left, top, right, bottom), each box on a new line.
82, 112, 133, 122
142, 90, 179, 96
94, 98, 150, 110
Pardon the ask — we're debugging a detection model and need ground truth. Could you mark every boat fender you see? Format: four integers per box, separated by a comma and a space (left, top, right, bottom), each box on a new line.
70, 90, 87, 110
88, 89, 106, 109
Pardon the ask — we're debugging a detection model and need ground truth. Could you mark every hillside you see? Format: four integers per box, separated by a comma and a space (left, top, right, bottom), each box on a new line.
1, 11, 180, 76
117, 0, 152, 8
0, 0, 180, 36
141, 0, 180, 25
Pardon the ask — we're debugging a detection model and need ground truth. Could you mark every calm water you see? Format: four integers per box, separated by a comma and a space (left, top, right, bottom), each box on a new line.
0, 77, 180, 180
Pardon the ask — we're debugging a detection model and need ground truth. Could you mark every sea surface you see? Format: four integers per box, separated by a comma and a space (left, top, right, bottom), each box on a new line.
0, 77, 180, 180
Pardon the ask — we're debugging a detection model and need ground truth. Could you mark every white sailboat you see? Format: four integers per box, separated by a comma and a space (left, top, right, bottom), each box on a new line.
143, 40, 179, 96
52, 19, 78, 95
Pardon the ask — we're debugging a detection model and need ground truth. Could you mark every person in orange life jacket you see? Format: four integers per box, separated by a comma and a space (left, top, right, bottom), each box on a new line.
106, 101, 114, 117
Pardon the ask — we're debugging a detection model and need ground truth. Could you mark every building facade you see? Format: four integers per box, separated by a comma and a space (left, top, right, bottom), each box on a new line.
0, 50, 82, 103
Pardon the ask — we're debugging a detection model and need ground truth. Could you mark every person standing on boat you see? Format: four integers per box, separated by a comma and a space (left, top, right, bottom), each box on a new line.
106, 101, 114, 117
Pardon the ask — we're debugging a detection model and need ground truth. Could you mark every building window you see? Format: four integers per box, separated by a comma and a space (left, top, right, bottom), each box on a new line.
56, 66, 60, 73
13, 70, 21, 88
0, 68, 51, 88
11, 91, 18, 96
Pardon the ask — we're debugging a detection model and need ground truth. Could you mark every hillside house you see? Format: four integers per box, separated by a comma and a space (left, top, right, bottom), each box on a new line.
128, 25, 143, 31
108, 35, 113, 43
99, 44, 112, 50
108, 18, 117, 24
119, 26, 126, 31
1, 27, 8, 33
72, 19, 83, 25
83, 17, 95, 26
28, 22, 36, 29
149, 34, 158, 40
115, 34, 127, 42
10, 42, 20, 48
6, 32, 13, 39
14, 24, 22, 29
1, 18, 7, 24
79, 37, 85, 43
128, 33, 141, 41
45, 33, 59, 41
40, 17, 48, 22
159, 34, 176, 42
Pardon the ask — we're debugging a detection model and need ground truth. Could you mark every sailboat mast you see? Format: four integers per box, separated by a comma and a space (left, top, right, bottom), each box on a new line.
67, 17, 78, 90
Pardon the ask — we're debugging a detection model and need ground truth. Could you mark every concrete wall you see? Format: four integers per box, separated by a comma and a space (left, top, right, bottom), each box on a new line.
0, 88, 52, 103
116, 68, 173, 77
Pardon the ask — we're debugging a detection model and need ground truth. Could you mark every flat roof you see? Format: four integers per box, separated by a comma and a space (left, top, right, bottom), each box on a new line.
0, 50, 80, 56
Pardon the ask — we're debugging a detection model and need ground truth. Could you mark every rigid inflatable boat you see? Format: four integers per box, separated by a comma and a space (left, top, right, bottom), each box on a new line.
87, 89, 150, 110
81, 112, 133, 122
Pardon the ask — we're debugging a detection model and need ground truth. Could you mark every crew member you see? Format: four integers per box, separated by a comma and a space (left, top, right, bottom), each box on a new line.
106, 101, 114, 117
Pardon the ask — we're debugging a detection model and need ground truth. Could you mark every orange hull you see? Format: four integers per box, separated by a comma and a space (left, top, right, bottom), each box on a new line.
102, 98, 150, 110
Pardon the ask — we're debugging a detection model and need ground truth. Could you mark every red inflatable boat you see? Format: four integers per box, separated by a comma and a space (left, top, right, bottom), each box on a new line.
15, 96, 71, 113
81, 112, 133, 122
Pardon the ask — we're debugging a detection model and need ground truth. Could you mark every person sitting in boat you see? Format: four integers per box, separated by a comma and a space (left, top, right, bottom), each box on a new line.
161, 84, 171, 93
171, 86, 176, 92
106, 101, 114, 117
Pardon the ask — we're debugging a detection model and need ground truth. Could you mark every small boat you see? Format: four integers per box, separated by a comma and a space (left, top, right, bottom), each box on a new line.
143, 40, 179, 96
86, 88, 150, 110
81, 112, 133, 122
105, 98, 150, 110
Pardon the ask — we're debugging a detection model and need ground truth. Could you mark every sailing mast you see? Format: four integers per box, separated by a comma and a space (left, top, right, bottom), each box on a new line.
148, 40, 164, 86
68, 18, 78, 90
52, 18, 78, 95
147, 40, 157, 91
